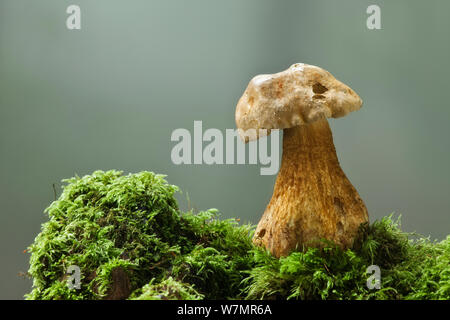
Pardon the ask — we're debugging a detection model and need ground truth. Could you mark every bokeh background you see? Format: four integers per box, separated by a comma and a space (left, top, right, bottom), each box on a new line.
1, 0, 449, 299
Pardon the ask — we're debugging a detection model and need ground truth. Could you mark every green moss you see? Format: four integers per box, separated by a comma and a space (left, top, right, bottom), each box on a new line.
26, 170, 254, 300
26, 170, 450, 300
130, 277, 203, 300
244, 217, 450, 300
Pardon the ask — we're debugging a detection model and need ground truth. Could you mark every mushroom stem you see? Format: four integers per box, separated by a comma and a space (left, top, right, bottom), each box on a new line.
253, 118, 369, 257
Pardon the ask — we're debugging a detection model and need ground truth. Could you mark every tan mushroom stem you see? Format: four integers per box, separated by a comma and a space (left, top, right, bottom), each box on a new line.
253, 117, 369, 258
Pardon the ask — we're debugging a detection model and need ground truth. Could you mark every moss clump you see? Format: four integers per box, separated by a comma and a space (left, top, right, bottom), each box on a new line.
244, 217, 450, 300
26, 170, 450, 300
26, 170, 254, 300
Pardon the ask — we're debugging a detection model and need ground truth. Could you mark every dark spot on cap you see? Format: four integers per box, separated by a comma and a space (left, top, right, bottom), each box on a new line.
312, 82, 328, 94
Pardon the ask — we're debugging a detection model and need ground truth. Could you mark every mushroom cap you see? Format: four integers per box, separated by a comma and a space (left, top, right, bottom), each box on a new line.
235, 63, 363, 142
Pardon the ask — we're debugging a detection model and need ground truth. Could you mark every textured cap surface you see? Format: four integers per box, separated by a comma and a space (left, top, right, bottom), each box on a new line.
235, 63, 363, 141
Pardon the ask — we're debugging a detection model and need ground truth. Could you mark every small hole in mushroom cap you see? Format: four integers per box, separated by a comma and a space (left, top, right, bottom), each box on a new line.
313, 94, 326, 99
312, 82, 328, 94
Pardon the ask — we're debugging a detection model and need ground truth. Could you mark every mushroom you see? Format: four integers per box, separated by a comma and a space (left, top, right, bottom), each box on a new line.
235, 63, 369, 257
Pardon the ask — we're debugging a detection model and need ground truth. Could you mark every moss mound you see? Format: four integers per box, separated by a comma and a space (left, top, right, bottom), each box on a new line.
26, 170, 254, 300
26, 170, 450, 300
245, 218, 450, 300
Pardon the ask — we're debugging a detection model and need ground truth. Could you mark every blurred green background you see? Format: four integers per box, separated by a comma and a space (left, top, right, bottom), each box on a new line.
1, 0, 449, 299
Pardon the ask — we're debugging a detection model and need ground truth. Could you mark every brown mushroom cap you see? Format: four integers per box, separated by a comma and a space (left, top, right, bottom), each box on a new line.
235, 63, 363, 141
